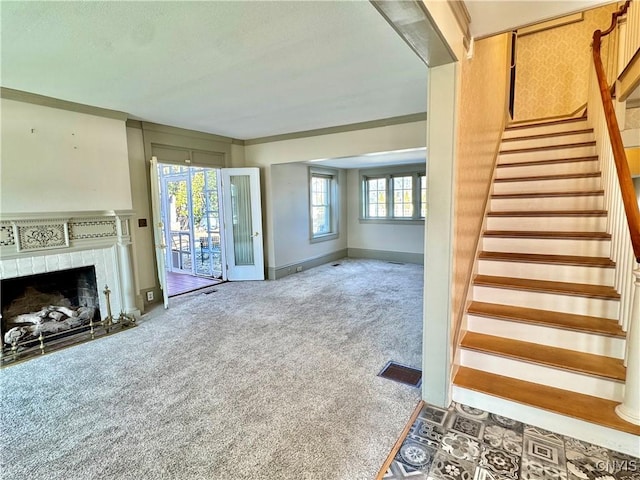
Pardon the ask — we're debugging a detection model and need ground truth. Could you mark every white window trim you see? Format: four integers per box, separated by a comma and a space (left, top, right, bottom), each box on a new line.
309, 167, 339, 243
360, 164, 426, 223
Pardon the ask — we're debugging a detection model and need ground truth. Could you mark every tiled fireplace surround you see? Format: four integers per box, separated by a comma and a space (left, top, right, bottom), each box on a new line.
0, 211, 140, 330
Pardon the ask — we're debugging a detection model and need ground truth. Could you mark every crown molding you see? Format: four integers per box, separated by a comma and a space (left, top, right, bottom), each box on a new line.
0, 87, 128, 121
244, 112, 427, 146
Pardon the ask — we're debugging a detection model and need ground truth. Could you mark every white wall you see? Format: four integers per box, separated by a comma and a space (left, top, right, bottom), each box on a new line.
0, 99, 132, 213
271, 163, 347, 269
346, 169, 424, 255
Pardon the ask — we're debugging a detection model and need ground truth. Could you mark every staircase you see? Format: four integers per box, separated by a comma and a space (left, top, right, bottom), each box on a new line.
453, 116, 640, 435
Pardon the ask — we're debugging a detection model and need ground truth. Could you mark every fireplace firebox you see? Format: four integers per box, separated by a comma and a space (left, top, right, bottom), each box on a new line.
1, 266, 134, 364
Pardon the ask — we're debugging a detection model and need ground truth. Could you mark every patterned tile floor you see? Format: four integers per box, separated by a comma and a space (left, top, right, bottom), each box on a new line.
382, 402, 640, 480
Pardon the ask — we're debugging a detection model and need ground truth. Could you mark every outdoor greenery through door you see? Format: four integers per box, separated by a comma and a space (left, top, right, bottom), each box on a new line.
159, 164, 223, 279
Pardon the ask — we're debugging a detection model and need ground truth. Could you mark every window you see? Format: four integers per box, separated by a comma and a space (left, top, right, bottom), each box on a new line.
309, 168, 339, 242
361, 166, 426, 222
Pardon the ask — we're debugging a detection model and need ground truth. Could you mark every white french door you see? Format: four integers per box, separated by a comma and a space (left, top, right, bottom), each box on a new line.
221, 168, 264, 281
150, 156, 169, 308
149, 162, 264, 306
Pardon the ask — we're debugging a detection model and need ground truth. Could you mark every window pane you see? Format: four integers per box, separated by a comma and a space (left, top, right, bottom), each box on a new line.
311, 174, 333, 237
366, 177, 387, 218
421, 175, 427, 218
392, 175, 413, 218
312, 206, 330, 235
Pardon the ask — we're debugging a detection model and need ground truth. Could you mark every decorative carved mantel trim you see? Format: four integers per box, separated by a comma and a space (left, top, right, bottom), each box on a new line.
0, 210, 132, 256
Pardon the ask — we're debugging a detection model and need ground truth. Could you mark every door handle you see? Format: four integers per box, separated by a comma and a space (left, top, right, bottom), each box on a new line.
252, 232, 259, 237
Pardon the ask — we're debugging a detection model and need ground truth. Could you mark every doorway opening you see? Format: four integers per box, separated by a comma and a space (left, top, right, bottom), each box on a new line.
158, 164, 223, 297
151, 159, 265, 306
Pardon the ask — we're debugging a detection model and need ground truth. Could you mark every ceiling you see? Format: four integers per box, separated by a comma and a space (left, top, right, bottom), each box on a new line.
0, 1, 427, 140
1, 0, 614, 148
306, 147, 427, 169
465, 0, 615, 39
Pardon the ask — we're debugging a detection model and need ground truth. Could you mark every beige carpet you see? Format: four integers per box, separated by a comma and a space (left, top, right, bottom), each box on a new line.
1, 258, 423, 479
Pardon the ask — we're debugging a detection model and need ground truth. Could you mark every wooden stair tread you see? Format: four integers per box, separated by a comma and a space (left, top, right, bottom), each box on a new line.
460, 332, 625, 381
473, 274, 620, 299
467, 301, 624, 337
501, 128, 594, 142
498, 156, 598, 168
492, 190, 603, 199
494, 172, 600, 183
499, 141, 596, 154
478, 251, 615, 267
487, 210, 607, 217
453, 367, 640, 435
505, 117, 588, 130
483, 230, 610, 240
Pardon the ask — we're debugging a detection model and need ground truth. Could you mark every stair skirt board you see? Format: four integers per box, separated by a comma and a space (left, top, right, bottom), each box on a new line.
500, 131, 594, 150
496, 160, 600, 178
457, 349, 624, 401
471, 285, 619, 318
498, 145, 596, 164
482, 237, 610, 257
477, 259, 615, 285
486, 215, 607, 232
490, 194, 604, 211
492, 176, 602, 194
451, 386, 639, 456
465, 316, 625, 358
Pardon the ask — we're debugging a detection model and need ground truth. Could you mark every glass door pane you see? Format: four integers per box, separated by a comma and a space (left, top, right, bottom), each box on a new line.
230, 175, 255, 266
193, 168, 222, 277
164, 176, 192, 273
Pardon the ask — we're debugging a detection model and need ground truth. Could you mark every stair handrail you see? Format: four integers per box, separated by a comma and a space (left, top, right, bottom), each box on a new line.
592, 0, 640, 263
592, 0, 640, 426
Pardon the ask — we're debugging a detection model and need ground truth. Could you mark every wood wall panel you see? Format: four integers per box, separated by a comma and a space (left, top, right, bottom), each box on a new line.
452, 34, 510, 342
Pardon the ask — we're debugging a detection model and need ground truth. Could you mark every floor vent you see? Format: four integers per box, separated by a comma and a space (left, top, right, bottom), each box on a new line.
332, 263, 341, 267
203, 289, 218, 295
378, 361, 422, 387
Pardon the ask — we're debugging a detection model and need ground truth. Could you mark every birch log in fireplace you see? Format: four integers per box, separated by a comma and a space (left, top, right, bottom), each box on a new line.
0, 210, 140, 363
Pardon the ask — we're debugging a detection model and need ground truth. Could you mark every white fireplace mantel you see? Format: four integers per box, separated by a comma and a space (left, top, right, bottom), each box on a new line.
0, 210, 140, 319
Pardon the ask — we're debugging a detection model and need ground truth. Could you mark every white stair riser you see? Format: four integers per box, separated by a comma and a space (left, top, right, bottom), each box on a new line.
496, 161, 599, 179
501, 132, 594, 150
477, 259, 615, 285
498, 145, 596, 164
459, 349, 623, 401
482, 237, 610, 257
503, 121, 590, 139
472, 285, 619, 319
466, 316, 625, 358
491, 195, 603, 211
486, 215, 606, 232
493, 176, 601, 194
